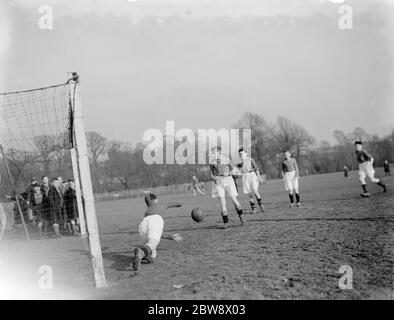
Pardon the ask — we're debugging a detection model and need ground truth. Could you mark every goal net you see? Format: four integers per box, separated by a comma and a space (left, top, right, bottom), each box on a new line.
0, 75, 106, 292
0, 83, 75, 235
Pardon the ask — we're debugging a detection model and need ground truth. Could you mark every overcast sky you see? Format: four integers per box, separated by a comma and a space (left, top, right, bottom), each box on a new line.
1, 0, 393, 145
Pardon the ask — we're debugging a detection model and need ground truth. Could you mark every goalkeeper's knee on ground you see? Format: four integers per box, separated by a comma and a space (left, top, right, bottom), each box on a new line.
137, 245, 153, 260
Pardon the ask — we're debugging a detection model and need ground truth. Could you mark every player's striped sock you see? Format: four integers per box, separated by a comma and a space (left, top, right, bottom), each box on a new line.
250, 200, 256, 210
236, 207, 245, 225
289, 194, 294, 204
141, 245, 152, 259
362, 184, 368, 193
376, 181, 385, 187
257, 197, 265, 212
376, 181, 387, 192
221, 212, 229, 224
295, 193, 300, 203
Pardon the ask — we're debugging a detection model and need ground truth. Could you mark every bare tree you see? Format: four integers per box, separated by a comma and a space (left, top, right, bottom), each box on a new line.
333, 130, 349, 146
261, 117, 315, 177
86, 131, 107, 168
33, 135, 58, 173
233, 112, 273, 173
352, 127, 371, 142
52, 132, 73, 177
274, 116, 315, 158
4, 149, 37, 191
105, 143, 145, 190
86, 132, 107, 191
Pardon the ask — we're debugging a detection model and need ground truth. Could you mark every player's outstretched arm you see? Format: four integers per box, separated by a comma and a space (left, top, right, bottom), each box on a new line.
161, 233, 184, 242
165, 202, 183, 209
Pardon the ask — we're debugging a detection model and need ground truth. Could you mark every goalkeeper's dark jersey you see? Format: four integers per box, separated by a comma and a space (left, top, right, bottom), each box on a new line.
144, 202, 182, 218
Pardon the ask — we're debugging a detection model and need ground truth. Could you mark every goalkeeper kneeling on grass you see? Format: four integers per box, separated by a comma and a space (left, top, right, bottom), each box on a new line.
130, 193, 184, 272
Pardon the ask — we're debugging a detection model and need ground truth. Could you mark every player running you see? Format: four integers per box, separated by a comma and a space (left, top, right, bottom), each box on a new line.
355, 141, 387, 197
282, 151, 301, 208
130, 193, 184, 272
237, 148, 265, 213
209, 146, 244, 228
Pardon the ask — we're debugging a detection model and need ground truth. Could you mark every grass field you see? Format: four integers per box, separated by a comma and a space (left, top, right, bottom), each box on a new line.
1, 169, 393, 300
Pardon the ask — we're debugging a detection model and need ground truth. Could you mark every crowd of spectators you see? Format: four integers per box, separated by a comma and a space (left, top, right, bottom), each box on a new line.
13, 176, 80, 238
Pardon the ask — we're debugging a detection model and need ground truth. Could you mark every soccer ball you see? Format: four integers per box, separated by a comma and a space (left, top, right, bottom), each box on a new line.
191, 207, 204, 223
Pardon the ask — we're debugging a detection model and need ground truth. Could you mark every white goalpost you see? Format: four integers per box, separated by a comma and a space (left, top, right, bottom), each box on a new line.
0, 73, 107, 288
68, 72, 106, 288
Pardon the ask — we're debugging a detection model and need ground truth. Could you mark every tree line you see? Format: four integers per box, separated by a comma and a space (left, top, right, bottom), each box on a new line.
1, 113, 392, 194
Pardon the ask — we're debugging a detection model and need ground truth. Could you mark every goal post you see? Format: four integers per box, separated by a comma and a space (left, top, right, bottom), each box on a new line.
70, 147, 87, 238
68, 72, 107, 288
0, 73, 107, 289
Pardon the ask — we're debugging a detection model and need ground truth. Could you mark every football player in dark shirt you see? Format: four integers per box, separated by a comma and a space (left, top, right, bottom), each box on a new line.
130, 193, 184, 272
355, 141, 387, 197
237, 148, 265, 213
282, 151, 301, 207
384, 160, 390, 177
209, 146, 244, 228
343, 166, 350, 179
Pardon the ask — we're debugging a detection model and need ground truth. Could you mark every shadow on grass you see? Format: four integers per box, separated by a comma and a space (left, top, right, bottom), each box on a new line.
68, 248, 135, 272
102, 251, 131, 271
100, 225, 220, 237
99, 215, 393, 237
245, 217, 394, 223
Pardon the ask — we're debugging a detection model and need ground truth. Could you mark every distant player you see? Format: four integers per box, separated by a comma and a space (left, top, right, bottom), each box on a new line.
355, 141, 387, 197
131, 193, 184, 272
343, 165, 350, 179
209, 146, 244, 228
384, 160, 390, 177
191, 176, 205, 196
282, 151, 301, 208
237, 148, 265, 213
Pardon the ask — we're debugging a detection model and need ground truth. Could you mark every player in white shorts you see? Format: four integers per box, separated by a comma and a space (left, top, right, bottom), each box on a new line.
209, 146, 244, 228
237, 148, 265, 214
131, 193, 184, 272
282, 151, 301, 208
355, 141, 387, 197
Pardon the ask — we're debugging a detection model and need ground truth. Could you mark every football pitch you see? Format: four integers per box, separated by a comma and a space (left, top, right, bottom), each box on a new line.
1, 170, 393, 299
